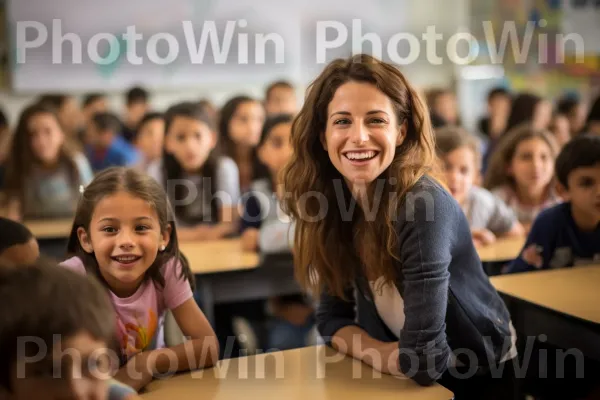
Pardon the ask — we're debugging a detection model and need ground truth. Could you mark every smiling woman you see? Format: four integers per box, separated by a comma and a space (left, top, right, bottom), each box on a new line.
281, 54, 521, 399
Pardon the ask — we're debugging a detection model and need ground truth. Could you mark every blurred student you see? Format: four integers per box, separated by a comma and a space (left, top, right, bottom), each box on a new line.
264, 80, 298, 116
61, 167, 219, 391
219, 96, 266, 193
478, 87, 511, 140
549, 112, 571, 149
436, 126, 523, 246
133, 112, 165, 173
198, 98, 218, 127
585, 95, 600, 136
2, 103, 93, 221
0, 217, 39, 267
426, 88, 459, 126
556, 94, 587, 136
122, 86, 150, 143
508, 135, 600, 272
484, 124, 560, 231
0, 260, 142, 399
86, 112, 140, 172
80, 93, 108, 143
506, 93, 552, 132
240, 114, 314, 350
0, 107, 10, 189
37, 93, 84, 143
150, 102, 240, 240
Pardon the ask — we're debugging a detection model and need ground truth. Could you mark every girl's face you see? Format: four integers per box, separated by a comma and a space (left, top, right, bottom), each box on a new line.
258, 122, 293, 177
165, 116, 216, 173
533, 100, 552, 130
551, 115, 571, 148
508, 137, 554, 192
59, 97, 83, 135
228, 101, 265, 148
443, 145, 478, 206
435, 92, 458, 125
323, 81, 405, 193
29, 112, 65, 166
77, 191, 170, 297
136, 118, 165, 162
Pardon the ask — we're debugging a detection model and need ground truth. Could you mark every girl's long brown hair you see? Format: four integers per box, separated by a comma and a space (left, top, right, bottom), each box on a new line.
483, 123, 559, 191
3, 103, 81, 214
281, 54, 439, 299
66, 167, 195, 291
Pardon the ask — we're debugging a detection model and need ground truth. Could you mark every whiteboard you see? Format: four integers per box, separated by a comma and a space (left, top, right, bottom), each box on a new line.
7, 0, 409, 93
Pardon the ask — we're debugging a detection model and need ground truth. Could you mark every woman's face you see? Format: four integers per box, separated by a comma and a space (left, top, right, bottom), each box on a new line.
322, 81, 406, 193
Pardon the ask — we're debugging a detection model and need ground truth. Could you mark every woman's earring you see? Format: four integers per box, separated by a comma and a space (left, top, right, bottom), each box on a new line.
160, 245, 166, 251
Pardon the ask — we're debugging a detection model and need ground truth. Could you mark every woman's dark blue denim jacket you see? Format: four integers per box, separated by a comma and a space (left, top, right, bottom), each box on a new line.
316, 175, 514, 386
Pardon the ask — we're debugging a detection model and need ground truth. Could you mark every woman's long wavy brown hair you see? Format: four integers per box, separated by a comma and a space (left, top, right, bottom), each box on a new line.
281, 54, 439, 299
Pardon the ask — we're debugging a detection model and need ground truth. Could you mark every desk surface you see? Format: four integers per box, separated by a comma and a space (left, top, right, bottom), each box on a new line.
476, 236, 525, 262
141, 346, 453, 400
24, 218, 74, 239
179, 239, 260, 275
490, 265, 600, 324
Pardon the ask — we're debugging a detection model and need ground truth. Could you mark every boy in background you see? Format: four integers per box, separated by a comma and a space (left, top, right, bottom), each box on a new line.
86, 112, 139, 172
0, 218, 39, 267
122, 87, 150, 143
264, 81, 298, 116
508, 135, 600, 272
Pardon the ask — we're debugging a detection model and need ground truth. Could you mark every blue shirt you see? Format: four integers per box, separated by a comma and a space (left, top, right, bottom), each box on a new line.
87, 136, 140, 172
508, 202, 600, 273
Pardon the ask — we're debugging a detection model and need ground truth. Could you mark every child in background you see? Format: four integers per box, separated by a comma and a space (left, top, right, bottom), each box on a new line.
80, 92, 109, 143
0, 107, 10, 189
122, 87, 150, 143
264, 81, 298, 116
37, 93, 84, 143
219, 96, 266, 193
426, 88, 460, 126
0, 261, 142, 399
134, 112, 165, 173
0, 217, 39, 267
484, 124, 561, 231
86, 112, 140, 172
435, 126, 524, 246
506, 93, 553, 133
549, 112, 572, 149
556, 94, 587, 136
61, 167, 219, 391
240, 114, 314, 350
198, 98, 218, 126
508, 135, 600, 272
2, 103, 93, 221
585, 95, 600, 136
150, 102, 240, 241
477, 87, 511, 140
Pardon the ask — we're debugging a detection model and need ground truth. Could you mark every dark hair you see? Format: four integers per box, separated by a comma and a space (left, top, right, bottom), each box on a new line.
556, 96, 580, 117
134, 112, 164, 140
0, 107, 8, 130
586, 95, 600, 124
253, 113, 294, 188
163, 102, 220, 225
126, 86, 149, 106
506, 93, 543, 132
66, 167, 195, 291
435, 126, 482, 170
555, 134, 600, 188
91, 112, 122, 134
265, 80, 294, 101
488, 87, 510, 103
0, 218, 34, 254
0, 259, 115, 392
2, 103, 81, 216
82, 93, 106, 108
37, 93, 70, 111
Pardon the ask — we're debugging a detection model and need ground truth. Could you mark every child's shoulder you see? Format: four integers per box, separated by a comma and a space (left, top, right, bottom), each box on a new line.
216, 155, 239, 173
59, 256, 87, 275
531, 202, 571, 231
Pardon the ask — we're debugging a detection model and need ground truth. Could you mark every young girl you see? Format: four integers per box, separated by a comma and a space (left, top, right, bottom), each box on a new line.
61, 167, 219, 391
240, 114, 314, 350
38, 93, 84, 143
134, 112, 165, 173
282, 54, 519, 399
484, 124, 561, 231
218, 95, 266, 193
435, 126, 524, 246
2, 103, 93, 221
149, 102, 240, 241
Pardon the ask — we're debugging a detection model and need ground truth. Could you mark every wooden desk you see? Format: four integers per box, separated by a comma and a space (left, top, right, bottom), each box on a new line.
491, 265, 600, 361
179, 239, 260, 275
141, 346, 453, 400
476, 236, 525, 263
24, 218, 74, 239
